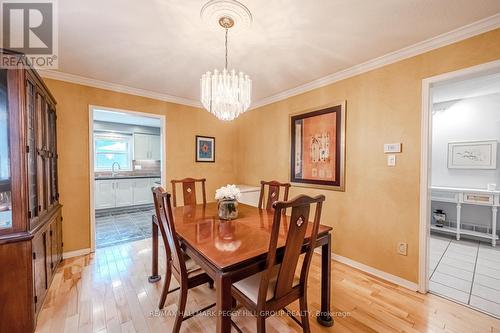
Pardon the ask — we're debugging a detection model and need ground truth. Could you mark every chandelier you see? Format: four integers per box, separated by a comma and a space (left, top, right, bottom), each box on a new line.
200, 2, 252, 121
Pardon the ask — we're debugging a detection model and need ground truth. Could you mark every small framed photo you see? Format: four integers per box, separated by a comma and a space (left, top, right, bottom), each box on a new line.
196, 135, 215, 162
448, 140, 497, 169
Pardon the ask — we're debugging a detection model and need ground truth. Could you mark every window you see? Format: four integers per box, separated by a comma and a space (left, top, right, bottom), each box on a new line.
94, 133, 132, 171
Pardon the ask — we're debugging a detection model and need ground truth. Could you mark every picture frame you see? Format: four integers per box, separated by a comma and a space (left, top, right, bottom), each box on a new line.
448, 140, 497, 169
195, 135, 215, 162
290, 101, 346, 191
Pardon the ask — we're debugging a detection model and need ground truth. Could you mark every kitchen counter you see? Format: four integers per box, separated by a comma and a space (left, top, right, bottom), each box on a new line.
95, 175, 161, 181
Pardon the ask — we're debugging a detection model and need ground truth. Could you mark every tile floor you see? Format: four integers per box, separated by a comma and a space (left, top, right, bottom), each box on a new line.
95, 207, 155, 248
429, 233, 500, 318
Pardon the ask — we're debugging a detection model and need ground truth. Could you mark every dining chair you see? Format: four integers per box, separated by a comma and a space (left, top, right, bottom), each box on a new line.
171, 178, 207, 207
231, 194, 326, 333
152, 186, 215, 333
258, 180, 291, 210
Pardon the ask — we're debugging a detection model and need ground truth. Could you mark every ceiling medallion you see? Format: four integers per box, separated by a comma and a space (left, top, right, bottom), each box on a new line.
200, 0, 252, 121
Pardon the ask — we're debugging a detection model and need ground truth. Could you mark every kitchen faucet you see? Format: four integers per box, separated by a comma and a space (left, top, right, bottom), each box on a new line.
111, 162, 121, 177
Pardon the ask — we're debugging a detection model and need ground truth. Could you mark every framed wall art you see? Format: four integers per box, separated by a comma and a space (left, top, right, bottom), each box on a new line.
448, 140, 497, 169
290, 102, 346, 191
196, 135, 215, 162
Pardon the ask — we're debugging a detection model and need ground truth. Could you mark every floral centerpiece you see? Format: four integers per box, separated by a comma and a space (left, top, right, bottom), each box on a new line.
215, 184, 241, 220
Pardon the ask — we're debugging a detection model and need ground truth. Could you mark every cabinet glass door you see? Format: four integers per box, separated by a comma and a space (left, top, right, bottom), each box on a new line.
26, 79, 38, 222
0, 69, 12, 230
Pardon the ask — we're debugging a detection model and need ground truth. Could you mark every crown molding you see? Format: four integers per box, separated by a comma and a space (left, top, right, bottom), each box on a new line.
38, 69, 202, 108
250, 13, 500, 110
39, 14, 500, 111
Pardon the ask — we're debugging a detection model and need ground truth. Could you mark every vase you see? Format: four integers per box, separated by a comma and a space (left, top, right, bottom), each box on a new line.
218, 199, 239, 220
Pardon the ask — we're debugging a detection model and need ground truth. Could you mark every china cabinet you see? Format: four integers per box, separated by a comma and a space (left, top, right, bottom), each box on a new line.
0, 51, 61, 333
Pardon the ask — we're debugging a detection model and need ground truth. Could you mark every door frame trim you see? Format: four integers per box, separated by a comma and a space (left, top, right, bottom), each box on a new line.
418, 59, 500, 293
88, 105, 167, 252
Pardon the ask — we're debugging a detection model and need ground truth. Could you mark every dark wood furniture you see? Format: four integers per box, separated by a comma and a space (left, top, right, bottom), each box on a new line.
152, 187, 215, 332
232, 195, 325, 333
258, 180, 291, 210
0, 52, 61, 333
149, 202, 334, 333
171, 177, 206, 207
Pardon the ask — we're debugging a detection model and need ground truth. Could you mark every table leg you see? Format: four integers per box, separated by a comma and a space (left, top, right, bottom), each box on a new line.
215, 274, 233, 333
148, 216, 161, 283
317, 233, 333, 327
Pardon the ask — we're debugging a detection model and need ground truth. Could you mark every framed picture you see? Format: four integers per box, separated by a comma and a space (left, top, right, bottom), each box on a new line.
290, 101, 346, 191
448, 140, 497, 169
196, 135, 215, 162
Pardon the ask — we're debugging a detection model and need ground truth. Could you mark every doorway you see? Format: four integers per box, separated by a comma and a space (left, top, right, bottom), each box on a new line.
420, 60, 500, 318
89, 106, 166, 250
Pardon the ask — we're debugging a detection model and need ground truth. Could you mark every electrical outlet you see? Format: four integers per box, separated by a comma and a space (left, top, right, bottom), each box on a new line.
397, 242, 408, 256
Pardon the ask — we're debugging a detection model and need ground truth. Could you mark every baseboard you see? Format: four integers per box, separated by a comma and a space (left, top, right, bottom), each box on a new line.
62, 248, 91, 259
328, 252, 419, 291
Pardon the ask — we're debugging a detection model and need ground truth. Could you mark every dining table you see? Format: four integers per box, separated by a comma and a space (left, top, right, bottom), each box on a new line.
148, 202, 333, 333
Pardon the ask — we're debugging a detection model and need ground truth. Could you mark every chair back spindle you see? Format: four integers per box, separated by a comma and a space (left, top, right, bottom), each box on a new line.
171, 178, 207, 207
258, 180, 291, 210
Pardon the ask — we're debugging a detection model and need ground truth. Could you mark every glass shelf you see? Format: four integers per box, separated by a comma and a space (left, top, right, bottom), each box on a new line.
0, 69, 12, 230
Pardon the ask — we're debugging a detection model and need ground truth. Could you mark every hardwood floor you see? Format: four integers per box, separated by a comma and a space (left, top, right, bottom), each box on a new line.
35, 238, 500, 333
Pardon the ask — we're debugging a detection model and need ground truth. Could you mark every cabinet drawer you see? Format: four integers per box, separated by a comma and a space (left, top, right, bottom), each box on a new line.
431, 190, 459, 203
463, 193, 494, 205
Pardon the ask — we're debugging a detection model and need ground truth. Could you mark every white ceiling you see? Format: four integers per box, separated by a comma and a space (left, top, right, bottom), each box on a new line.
55, 0, 500, 105
433, 72, 500, 103
93, 109, 161, 127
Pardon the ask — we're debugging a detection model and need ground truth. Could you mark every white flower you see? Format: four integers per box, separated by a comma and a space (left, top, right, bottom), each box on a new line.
215, 184, 242, 201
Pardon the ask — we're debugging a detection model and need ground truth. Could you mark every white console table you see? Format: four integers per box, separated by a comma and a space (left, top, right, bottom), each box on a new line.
431, 186, 499, 246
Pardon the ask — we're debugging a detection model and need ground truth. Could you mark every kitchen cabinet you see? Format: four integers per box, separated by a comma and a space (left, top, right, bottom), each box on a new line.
149, 135, 161, 160
115, 179, 134, 207
94, 179, 115, 209
95, 177, 160, 209
133, 178, 153, 205
134, 133, 161, 160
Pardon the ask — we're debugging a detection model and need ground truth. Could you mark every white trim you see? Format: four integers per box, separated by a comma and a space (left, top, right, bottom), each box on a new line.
419, 77, 432, 293
38, 15, 500, 111
89, 108, 95, 251
88, 105, 167, 253
332, 253, 418, 292
251, 14, 500, 109
63, 248, 91, 259
418, 59, 500, 293
39, 70, 202, 108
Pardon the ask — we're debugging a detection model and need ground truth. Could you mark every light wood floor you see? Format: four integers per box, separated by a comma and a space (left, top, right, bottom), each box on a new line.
35, 238, 500, 333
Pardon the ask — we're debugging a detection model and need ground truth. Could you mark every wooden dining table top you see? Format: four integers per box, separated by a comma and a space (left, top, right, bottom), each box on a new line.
172, 202, 333, 271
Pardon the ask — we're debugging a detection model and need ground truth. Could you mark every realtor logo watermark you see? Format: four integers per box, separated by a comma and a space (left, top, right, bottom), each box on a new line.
0, 0, 58, 68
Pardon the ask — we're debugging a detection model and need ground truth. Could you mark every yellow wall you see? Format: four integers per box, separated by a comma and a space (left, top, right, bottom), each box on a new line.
46, 29, 500, 281
44, 79, 237, 252
234, 29, 500, 283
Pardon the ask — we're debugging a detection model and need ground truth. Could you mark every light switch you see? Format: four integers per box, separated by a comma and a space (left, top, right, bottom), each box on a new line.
387, 154, 396, 166
384, 143, 402, 153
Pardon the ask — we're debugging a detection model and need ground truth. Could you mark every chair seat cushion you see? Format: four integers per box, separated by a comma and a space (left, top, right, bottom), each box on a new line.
233, 264, 300, 304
